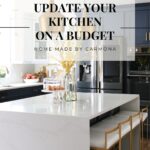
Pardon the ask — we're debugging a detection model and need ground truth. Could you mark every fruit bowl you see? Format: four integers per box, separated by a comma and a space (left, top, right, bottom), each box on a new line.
23, 73, 39, 83
24, 79, 39, 83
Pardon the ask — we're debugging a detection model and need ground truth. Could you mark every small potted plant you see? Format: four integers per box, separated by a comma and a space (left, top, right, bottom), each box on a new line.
0, 66, 9, 78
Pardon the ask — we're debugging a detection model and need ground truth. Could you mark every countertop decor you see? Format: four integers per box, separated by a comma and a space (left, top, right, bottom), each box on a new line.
61, 61, 77, 102
0, 66, 9, 78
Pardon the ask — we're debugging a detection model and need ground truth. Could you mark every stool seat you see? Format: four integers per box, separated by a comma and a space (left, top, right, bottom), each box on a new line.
141, 112, 148, 122
91, 118, 130, 137
118, 111, 137, 116
90, 129, 119, 149
117, 110, 148, 122
113, 112, 140, 128
90, 111, 142, 150
91, 119, 117, 131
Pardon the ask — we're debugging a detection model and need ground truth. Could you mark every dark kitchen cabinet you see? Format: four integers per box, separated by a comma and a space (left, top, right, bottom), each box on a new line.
0, 85, 47, 103
136, 3, 150, 46
127, 78, 150, 101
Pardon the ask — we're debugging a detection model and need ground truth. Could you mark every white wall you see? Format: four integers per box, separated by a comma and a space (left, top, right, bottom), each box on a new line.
0, 65, 34, 84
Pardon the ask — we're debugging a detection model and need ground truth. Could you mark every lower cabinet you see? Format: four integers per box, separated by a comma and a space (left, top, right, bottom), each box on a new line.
127, 79, 150, 100
0, 85, 47, 103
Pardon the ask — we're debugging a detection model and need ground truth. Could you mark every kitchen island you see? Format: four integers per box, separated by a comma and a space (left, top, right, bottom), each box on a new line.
0, 93, 139, 150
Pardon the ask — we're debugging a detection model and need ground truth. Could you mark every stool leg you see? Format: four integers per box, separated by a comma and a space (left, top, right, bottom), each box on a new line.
131, 126, 141, 150
146, 118, 149, 149
131, 129, 134, 150
119, 128, 122, 150
129, 131, 132, 150
130, 121, 133, 150
141, 122, 144, 150
139, 124, 142, 150
119, 138, 122, 150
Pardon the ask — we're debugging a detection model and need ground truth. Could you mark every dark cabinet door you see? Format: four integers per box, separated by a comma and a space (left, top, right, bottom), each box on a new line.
0, 85, 46, 103
127, 79, 150, 101
31, 86, 45, 97
135, 6, 149, 46
7, 88, 32, 100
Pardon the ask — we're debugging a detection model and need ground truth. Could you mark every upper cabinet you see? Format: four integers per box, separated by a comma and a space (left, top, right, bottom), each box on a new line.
10, 0, 50, 64
10, 13, 36, 64
10, 14, 49, 64
0, 0, 12, 64
136, 3, 150, 46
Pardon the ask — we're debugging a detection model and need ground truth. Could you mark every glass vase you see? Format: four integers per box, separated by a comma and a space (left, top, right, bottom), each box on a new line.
64, 71, 77, 102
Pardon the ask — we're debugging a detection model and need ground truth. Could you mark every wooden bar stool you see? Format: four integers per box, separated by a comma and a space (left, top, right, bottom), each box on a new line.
130, 112, 141, 150
118, 117, 132, 150
104, 116, 132, 150
115, 111, 141, 150
90, 125, 120, 150
117, 108, 148, 149
90, 117, 132, 150
90, 111, 141, 150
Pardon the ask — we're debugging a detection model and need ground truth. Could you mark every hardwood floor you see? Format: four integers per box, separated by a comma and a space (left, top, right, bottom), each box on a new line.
109, 139, 150, 150
143, 139, 150, 150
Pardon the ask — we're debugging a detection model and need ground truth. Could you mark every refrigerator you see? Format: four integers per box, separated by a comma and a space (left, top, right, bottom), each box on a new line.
76, 61, 123, 93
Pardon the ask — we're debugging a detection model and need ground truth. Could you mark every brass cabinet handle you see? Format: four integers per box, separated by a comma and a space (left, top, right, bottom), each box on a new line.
149, 32, 150, 41
146, 32, 148, 41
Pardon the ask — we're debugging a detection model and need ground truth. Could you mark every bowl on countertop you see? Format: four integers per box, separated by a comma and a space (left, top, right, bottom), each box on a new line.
24, 79, 39, 83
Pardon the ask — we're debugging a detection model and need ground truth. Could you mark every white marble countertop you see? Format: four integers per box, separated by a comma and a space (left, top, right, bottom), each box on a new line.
0, 82, 43, 91
0, 93, 139, 119
0, 93, 140, 150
